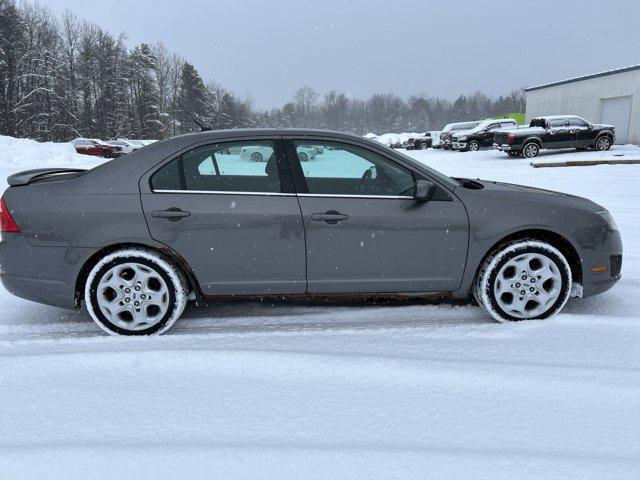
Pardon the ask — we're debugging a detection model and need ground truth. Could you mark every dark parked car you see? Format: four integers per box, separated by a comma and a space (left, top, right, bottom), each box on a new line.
452, 118, 519, 151
402, 132, 433, 150
494, 116, 615, 158
0, 129, 622, 335
440, 121, 482, 149
71, 138, 122, 158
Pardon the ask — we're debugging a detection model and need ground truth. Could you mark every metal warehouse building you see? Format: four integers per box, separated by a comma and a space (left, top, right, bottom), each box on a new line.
525, 65, 640, 144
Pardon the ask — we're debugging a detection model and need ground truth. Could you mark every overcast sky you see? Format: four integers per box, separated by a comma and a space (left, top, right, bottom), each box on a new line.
42, 0, 639, 109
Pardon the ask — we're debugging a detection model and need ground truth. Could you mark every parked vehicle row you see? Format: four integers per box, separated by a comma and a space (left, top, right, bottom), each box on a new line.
380, 113, 615, 158
494, 115, 615, 158
71, 138, 157, 158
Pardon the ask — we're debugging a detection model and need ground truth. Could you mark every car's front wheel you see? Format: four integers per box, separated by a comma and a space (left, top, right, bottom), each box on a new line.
474, 240, 572, 322
102, 150, 113, 158
84, 249, 188, 335
596, 136, 612, 151
468, 140, 480, 152
419, 142, 429, 150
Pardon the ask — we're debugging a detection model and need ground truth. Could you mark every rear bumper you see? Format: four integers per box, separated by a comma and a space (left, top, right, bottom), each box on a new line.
493, 143, 512, 151
0, 233, 92, 309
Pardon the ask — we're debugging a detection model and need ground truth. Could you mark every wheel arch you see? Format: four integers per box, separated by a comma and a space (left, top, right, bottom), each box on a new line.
473, 228, 582, 287
595, 131, 614, 143
522, 136, 542, 147
74, 242, 203, 308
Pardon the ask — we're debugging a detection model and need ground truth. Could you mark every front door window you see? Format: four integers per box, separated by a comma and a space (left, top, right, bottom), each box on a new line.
292, 141, 415, 197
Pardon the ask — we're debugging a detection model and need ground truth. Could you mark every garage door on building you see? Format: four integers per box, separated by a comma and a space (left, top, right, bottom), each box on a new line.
600, 96, 632, 144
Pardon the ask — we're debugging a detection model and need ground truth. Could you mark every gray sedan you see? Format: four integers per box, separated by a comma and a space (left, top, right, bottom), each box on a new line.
0, 129, 622, 335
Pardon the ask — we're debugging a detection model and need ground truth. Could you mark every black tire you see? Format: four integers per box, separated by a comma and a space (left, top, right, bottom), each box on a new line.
419, 142, 429, 150
84, 248, 188, 335
102, 150, 113, 158
298, 152, 309, 162
468, 140, 480, 152
474, 240, 572, 323
250, 152, 264, 162
595, 136, 612, 151
522, 142, 540, 158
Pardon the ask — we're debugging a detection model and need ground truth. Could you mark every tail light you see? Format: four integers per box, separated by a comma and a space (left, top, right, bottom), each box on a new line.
508, 134, 516, 143
1, 197, 20, 233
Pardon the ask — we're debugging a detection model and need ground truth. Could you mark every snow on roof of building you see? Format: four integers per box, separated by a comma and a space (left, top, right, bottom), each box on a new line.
525, 64, 640, 92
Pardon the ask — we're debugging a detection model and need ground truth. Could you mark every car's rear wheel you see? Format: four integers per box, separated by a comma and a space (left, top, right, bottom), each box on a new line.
102, 150, 113, 158
468, 140, 480, 152
298, 152, 309, 162
596, 136, 612, 151
523, 142, 540, 158
84, 249, 188, 335
474, 240, 572, 322
250, 152, 264, 162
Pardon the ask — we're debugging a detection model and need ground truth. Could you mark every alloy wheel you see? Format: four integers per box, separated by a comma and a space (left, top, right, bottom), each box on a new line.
469, 141, 479, 151
96, 262, 170, 332
596, 137, 611, 151
523, 143, 539, 158
493, 252, 562, 319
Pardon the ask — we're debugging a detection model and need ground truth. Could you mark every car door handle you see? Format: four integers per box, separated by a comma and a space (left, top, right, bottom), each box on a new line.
311, 211, 349, 224
152, 208, 191, 221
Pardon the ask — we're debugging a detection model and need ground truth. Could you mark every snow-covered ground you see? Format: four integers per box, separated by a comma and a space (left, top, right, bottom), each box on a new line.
1, 136, 640, 479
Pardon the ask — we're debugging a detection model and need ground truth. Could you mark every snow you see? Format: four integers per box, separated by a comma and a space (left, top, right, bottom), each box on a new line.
368, 132, 422, 146
1, 136, 640, 478
0, 135, 102, 186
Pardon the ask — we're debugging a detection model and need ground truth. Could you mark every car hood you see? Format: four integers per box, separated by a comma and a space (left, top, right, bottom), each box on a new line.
458, 178, 604, 211
591, 123, 615, 130
451, 130, 474, 138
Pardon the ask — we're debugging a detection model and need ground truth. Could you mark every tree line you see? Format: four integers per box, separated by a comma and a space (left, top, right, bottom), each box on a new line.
0, 0, 525, 142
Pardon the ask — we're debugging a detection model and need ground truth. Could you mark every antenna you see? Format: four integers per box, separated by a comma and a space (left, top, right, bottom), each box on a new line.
178, 101, 212, 131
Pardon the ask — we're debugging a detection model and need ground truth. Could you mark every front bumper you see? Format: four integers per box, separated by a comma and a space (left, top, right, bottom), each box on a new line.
452, 142, 466, 150
578, 228, 623, 298
493, 143, 512, 151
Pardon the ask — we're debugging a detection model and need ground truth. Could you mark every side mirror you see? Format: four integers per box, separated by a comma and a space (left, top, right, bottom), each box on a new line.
414, 179, 435, 202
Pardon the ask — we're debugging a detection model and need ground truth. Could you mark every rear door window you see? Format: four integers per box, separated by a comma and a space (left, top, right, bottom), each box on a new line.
151, 140, 283, 193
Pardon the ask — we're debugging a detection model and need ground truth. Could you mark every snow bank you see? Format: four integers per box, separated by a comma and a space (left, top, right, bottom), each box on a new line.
0, 135, 101, 187
368, 132, 422, 146
0, 135, 86, 167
